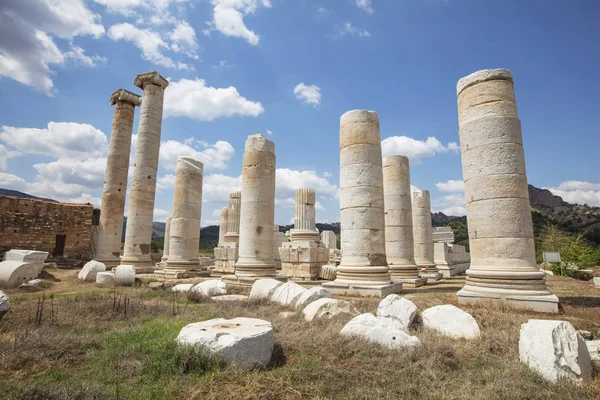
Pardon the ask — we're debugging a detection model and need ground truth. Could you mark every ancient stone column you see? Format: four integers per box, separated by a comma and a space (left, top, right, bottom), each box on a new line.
160, 217, 172, 267
120, 71, 168, 272
456, 68, 558, 313
412, 190, 441, 280
95, 89, 141, 267
218, 207, 228, 246
323, 110, 400, 297
290, 189, 320, 240
234, 135, 277, 279
321, 231, 337, 249
383, 156, 426, 287
224, 191, 241, 243
163, 156, 205, 275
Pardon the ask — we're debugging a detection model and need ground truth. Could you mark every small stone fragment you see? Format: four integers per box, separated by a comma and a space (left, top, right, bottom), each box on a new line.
340, 313, 421, 349
421, 304, 480, 339
96, 272, 114, 284
303, 298, 360, 322
211, 295, 249, 302
78, 260, 106, 281
115, 265, 136, 286
585, 340, 600, 361
577, 330, 593, 340
148, 282, 165, 290
270, 281, 307, 306
0, 290, 10, 320
377, 294, 418, 331
172, 283, 195, 293
294, 287, 332, 309
249, 278, 283, 300
193, 280, 227, 297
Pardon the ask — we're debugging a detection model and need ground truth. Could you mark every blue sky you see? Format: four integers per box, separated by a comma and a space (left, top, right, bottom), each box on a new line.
0, 0, 599, 226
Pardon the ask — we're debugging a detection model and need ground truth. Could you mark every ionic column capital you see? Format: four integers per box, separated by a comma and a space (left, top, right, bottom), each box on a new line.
134, 71, 169, 90
110, 89, 142, 107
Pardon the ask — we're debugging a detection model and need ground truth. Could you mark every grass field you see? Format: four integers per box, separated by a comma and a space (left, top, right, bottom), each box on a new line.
1, 269, 599, 399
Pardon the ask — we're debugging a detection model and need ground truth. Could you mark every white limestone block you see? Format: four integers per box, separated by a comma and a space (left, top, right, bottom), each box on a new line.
421, 305, 480, 339
593, 277, 600, 288
585, 340, 600, 361
3, 250, 49, 275
78, 260, 107, 281
192, 280, 227, 297
294, 287, 332, 309
177, 317, 274, 370
270, 281, 307, 306
211, 295, 249, 302
319, 265, 337, 280
519, 319, 592, 382
172, 283, 195, 293
377, 295, 418, 331
340, 313, 421, 349
0, 261, 38, 288
0, 290, 9, 320
249, 278, 284, 300
115, 265, 136, 286
96, 272, 114, 285
303, 298, 360, 322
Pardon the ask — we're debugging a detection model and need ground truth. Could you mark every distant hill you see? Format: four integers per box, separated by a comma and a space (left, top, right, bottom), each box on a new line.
0, 188, 57, 202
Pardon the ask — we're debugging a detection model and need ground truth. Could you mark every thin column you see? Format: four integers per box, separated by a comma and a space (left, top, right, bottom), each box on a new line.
383, 156, 426, 287
160, 217, 172, 266
95, 89, 141, 267
290, 189, 319, 240
218, 207, 229, 246
324, 110, 400, 297
321, 231, 337, 249
165, 156, 205, 274
235, 134, 276, 278
456, 68, 558, 313
120, 71, 169, 272
224, 191, 241, 242
412, 190, 441, 280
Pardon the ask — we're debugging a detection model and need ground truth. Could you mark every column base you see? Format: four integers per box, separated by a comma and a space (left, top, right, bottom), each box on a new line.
154, 269, 211, 279
393, 277, 427, 288
421, 272, 443, 281
119, 256, 154, 273
322, 281, 403, 298
457, 288, 559, 314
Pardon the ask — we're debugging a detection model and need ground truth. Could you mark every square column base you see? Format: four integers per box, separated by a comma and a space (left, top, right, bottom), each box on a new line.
393, 277, 427, 288
421, 272, 443, 281
457, 289, 559, 314
154, 269, 211, 279
322, 282, 403, 298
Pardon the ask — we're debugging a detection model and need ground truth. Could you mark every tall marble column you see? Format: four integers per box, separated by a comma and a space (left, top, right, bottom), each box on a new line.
323, 110, 401, 297
120, 71, 169, 272
234, 135, 277, 279
224, 191, 241, 243
218, 207, 229, 246
412, 190, 442, 280
95, 89, 141, 267
290, 189, 320, 240
165, 156, 206, 275
159, 217, 172, 267
456, 68, 558, 313
383, 156, 426, 287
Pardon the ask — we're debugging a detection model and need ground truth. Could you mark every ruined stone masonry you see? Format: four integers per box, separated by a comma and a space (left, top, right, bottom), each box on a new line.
412, 190, 442, 281
213, 191, 241, 274
432, 227, 470, 277
455, 68, 558, 313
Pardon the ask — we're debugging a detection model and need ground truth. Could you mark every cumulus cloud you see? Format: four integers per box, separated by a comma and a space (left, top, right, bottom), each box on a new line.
205, 0, 272, 45
164, 78, 264, 121
436, 179, 464, 193
33, 158, 107, 188
431, 193, 466, 217
0, 0, 105, 94
333, 21, 370, 38
276, 168, 338, 200
64, 44, 107, 67
294, 83, 321, 106
381, 136, 459, 165
545, 181, 600, 207
203, 174, 242, 203
169, 20, 199, 59
0, 172, 29, 192
94, 0, 190, 17
159, 139, 235, 171
0, 145, 20, 171
355, 0, 374, 14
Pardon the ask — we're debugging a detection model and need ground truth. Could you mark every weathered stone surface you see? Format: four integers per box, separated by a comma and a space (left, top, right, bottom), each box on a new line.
115, 265, 136, 286
586, 340, 600, 361
519, 319, 592, 382
211, 295, 249, 302
172, 283, 195, 293
376, 295, 417, 330
577, 330, 593, 340
593, 277, 600, 288
96, 272, 114, 284
193, 280, 227, 297
177, 317, 274, 370
340, 313, 421, 349
294, 287, 332, 309
303, 298, 360, 322
0, 290, 9, 320
319, 265, 337, 280
149, 282, 165, 290
270, 281, 307, 306
421, 305, 480, 339
412, 190, 440, 279
0, 261, 38, 288
249, 278, 283, 300
3, 250, 49, 275
78, 260, 106, 281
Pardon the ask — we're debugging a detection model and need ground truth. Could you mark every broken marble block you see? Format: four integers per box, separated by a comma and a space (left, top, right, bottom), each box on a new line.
0, 261, 38, 288
192, 280, 227, 297
115, 265, 136, 286
172, 283, 195, 293
294, 286, 331, 309
96, 272, 114, 285
177, 317, 274, 370
303, 298, 360, 322
377, 295, 418, 331
270, 281, 307, 306
340, 313, 421, 349
78, 260, 106, 281
421, 305, 480, 339
519, 319, 592, 382
3, 250, 49, 275
0, 290, 9, 320
249, 278, 283, 300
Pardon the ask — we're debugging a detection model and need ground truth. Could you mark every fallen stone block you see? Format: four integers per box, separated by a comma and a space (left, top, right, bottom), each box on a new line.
377, 294, 417, 331
3, 250, 49, 275
211, 295, 249, 302
172, 283, 195, 293
303, 298, 359, 322
149, 282, 165, 290
115, 265, 136, 286
0, 261, 38, 288
319, 265, 337, 280
193, 280, 227, 297
78, 260, 106, 281
0, 290, 9, 320
421, 305, 480, 339
340, 313, 421, 349
96, 272, 114, 285
519, 319, 592, 382
294, 286, 332, 309
586, 340, 600, 361
177, 317, 274, 370
249, 278, 284, 300
270, 281, 307, 306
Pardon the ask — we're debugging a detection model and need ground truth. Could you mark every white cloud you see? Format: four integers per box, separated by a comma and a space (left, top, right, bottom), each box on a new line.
153, 208, 171, 222
169, 20, 198, 59
436, 179, 464, 193
203, 174, 242, 203
159, 139, 235, 171
431, 193, 466, 216
315, 7, 329, 19
276, 168, 338, 200
33, 158, 107, 188
68, 193, 102, 207
0, 172, 30, 192
214, 59, 232, 69
0, 0, 105, 94
64, 44, 107, 67
205, 0, 272, 45
94, 0, 190, 17
108, 23, 190, 70
545, 181, 600, 207
333, 21, 370, 38
381, 136, 459, 165
322, 172, 332, 178
294, 83, 321, 106
164, 78, 264, 121
355, 0, 374, 14
266, 129, 273, 136
0, 145, 20, 171
0, 122, 107, 159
